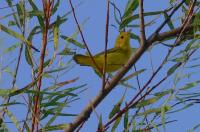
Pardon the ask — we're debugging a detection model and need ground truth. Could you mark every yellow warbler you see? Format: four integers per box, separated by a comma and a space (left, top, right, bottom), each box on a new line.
73, 32, 131, 74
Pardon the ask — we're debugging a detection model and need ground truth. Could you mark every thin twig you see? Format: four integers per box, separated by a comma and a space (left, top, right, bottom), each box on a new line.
31, 1, 54, 131
102, 0, 110, 90
139, 0, 146, 46
68, 0, 102, 74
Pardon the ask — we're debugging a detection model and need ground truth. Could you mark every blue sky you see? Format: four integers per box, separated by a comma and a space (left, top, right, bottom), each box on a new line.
1, 0, 200, 131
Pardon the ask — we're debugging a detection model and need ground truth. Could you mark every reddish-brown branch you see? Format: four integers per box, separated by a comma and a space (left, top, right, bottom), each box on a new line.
139, 0, 146, 46
31, 1, 54, 132
68, 0, 102, 74
102, 0, 110, 89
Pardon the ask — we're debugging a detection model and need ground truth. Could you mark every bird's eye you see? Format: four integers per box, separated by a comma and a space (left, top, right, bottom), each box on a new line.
120, 36, 124, 39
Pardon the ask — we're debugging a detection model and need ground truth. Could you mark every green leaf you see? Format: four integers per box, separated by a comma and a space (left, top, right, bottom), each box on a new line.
124, 111, 129, 130
0, 24, 39, 52
111, 116, 122, 132
16, 2, 25, 26
109, 97, 124, 119
8, 20, 16, 26
40, 124, 67, 131
0, 89, 15, 97
97, 115, 103, 131
121, 69, 145, 82
163, 12, 174, 29
28, 0, 44, 29
25, 46, 34, 66
3, 43, 20, 54
53, 17, 59, 52
130, 32, 140, 41
120, 10, 163, 30
123, 0, 138, 19
4, 109, 21, 131
154, 89, 172, 97
27, 26, 41, 41
52, 0, 60, 15
61, 35, 85, 49
135, 96, 163, 108
137, 106, 171, 116
34, 59, 51, 73
167, 63, 180, 76
0, 102, 24, 107
42, 109, 77, 117
58, 47, 75, 55
180, 80, 200, 90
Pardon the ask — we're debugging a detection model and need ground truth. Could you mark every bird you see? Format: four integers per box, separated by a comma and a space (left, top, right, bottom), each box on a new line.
73, 32, 132, 75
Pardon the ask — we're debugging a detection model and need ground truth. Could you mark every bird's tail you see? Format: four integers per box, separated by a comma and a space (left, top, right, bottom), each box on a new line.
73, 54, 94, 66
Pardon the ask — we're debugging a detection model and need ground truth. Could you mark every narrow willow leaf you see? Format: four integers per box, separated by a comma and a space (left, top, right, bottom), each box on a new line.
40, 124, 67, 131
28, 0, 44, 29
34, 59, 51, 73
137, 106, 171, 116
120, 11, 163, 30
8, 20, 16, 26
124, 111, 129, 130
130, 32, 140, 41
161, 106, 167, 131
163, 12, 174, 29
45, 66, 69, 74
180, 80, 200, 90
0, 89, 15, 97
109, 103, 121, 119
58, 47, 75, 55
4, 109, 21, 131
191, 123, 200, 131
170, 103, 193, 113
167, 63, 180, 76
61, 35, 85, 49
42, 109, 77, 117
123, 0, 138, 19
16, 2, 25, 26
9, 77, 40, 97
3, 43, 20, 54
52, 0, 60, 15
121, 69, 145, 82
97, 115, 103, 131
23, 122, 30, 132
111, 116, 122, 132
154, 89, 172, 97
27, 26, 41, 41
135, 96, 163, 108
53, 17, 59, 53
25, 46, 34, 66
0, 24, 39, 52
3, 67, 14, 77
0, 102, 23, 107
109, 97, 124, 119
6, 0, 20, 28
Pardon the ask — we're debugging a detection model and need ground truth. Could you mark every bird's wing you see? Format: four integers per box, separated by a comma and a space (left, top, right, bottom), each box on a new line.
94, 48, 122, 57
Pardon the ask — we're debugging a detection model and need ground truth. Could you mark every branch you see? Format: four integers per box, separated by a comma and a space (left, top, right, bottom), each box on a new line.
65, 0, 189, 131
139, 0, 146, 46
102, 0, 110, 89
69, 0, 102, 74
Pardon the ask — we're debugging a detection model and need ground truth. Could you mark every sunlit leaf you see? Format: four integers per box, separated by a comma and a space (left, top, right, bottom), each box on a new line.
61, 35, 85, 49
111, 116, 122, 132
167, 63, 180, 76
40, 124, 67, 131
4, 109, 21, 131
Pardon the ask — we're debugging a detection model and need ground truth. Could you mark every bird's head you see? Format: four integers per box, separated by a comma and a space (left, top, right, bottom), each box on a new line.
114, 32, 131, 49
